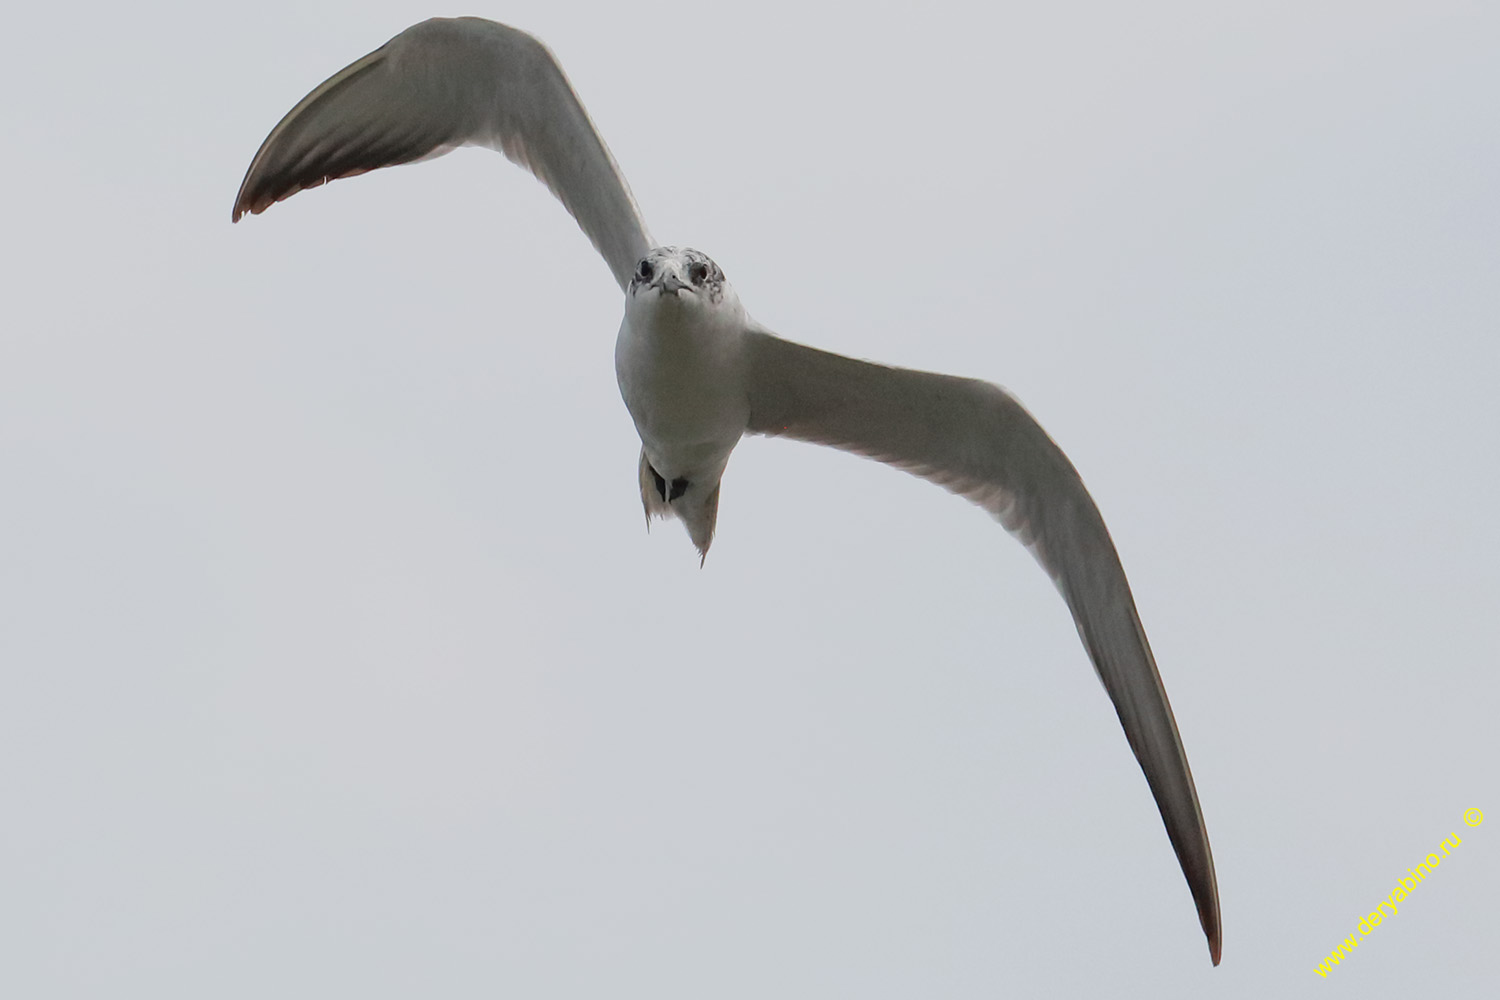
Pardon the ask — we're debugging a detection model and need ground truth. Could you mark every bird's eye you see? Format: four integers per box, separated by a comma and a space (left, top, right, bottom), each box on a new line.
687, 262, 709, 286
637, 259, 654, 281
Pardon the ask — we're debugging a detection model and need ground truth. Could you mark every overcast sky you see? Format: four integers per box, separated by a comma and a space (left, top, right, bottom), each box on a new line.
2, 1, 1496, 996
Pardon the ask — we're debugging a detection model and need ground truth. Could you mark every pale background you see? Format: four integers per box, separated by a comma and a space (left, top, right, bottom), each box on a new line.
2, 1, 1496, 996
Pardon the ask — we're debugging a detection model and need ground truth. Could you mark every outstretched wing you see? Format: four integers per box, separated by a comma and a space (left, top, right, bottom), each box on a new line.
743, 327, 1222, 965
232, 17, 654, 291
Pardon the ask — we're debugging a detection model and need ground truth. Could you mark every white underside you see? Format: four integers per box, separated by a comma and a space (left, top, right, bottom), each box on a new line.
614, 286, 750, 485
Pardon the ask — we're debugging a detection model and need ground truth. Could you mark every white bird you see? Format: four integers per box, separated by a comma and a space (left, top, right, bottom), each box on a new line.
233, 16, 1221, 965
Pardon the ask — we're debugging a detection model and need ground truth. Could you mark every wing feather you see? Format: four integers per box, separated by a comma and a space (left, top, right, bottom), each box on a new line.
232, 17, 653, 290
744, 327, 1222, 965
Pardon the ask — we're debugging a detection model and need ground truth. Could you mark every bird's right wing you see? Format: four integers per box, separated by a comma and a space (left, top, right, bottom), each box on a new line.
232, 17, 653, 291
743, 326, 1221, 965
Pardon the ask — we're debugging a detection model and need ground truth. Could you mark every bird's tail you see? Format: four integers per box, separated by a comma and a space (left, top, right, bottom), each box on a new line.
637, 448, 720, 565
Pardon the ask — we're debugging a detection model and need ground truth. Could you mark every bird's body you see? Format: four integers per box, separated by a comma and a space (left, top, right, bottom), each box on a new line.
233, 15, 1222, 966
617, 249, 749, 555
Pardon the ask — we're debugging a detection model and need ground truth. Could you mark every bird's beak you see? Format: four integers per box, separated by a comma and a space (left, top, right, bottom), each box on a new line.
651, 271, 688, 295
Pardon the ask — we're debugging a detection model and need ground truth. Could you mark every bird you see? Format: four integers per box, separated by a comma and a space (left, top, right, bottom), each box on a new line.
232, 15, 1221, 966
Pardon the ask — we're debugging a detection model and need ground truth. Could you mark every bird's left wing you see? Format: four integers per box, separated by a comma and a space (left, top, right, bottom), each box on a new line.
232, 17, 653, 291
742, 326, 1221, 965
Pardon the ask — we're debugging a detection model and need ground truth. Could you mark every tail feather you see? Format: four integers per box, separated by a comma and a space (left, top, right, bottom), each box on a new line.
683, 482, 720, 565
638, 448, 673, 523
636, 448, 721, 563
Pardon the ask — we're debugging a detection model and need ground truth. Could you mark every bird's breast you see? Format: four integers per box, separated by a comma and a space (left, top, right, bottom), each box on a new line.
614, 303, 749, 478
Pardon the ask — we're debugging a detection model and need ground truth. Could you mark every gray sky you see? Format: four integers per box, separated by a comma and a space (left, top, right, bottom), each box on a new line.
2, 1, 1496, 996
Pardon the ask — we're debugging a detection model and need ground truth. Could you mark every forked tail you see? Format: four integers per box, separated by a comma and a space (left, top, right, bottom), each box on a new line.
637, 448, 720, 564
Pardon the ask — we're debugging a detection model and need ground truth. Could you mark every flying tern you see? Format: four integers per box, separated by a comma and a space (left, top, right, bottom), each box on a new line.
233, 16, 1221, 965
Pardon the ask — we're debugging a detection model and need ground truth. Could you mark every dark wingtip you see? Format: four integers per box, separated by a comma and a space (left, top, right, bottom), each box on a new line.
1203, 904, 1222, 966
231, 175, 257, 223
229, 190, 264, 223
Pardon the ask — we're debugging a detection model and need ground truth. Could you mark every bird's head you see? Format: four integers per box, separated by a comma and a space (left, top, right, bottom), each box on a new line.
627, 247, 740, 320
